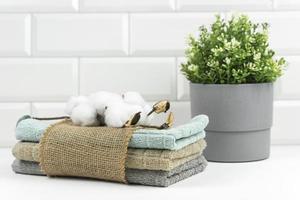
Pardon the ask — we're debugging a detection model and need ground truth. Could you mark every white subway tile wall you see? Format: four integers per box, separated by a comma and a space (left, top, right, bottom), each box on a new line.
80, 0, 175, 12
31, 103, 67, 118
177, 57, 189, 100
0, 58, 78, 101
32, 14, 128, 56
80, 58, 176, 100
0, 103, 30, 146
130, 13, 216, 56
0, 0, 78, 12
0, 14, 30, 56
0, 0, 299, 147
246, 12, 300, 55
177, 0, 273, 11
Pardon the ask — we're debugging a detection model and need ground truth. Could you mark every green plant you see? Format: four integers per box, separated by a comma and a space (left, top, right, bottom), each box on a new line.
181, 14, 286, 84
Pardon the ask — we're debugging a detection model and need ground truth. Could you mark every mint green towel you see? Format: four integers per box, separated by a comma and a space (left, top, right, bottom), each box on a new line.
15, 115, 208, 150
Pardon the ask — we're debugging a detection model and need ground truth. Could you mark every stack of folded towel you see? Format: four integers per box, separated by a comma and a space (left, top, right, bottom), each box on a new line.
11, 114, 209, 187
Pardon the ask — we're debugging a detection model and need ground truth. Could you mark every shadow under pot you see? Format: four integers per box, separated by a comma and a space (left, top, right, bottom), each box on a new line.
190, 83, 273, 162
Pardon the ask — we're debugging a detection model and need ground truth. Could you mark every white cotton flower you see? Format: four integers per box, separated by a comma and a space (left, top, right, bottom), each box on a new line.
138, 104, 154, 126
70, 103, 99, 126
66, 91, 155, 127
89, 91, 123, 116
65, 96, 89, 115
122, 91, 146, 107
122, 92, 154, 126
104, 102, 143, 128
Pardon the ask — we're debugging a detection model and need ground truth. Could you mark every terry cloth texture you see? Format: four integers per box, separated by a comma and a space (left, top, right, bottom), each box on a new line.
39, 120, 134, 183
15, 115, 208, 150
12, 155, 207, 187
12, 142, 40, 162
13, 139, 206, 171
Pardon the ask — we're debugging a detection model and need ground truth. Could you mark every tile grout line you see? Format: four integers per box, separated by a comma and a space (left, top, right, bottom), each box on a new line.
77, 57, 80, 95
74, 0, 80, 12
272, 0, 276, 11
29, 101, 33, 116
127, 13, 131, 56
1, 10, 295, 14
0, 54, 300, 59
31, 13, 35, 57
27, 14, 32, 57
173, 0, 178, 12
174, 57, 179, 101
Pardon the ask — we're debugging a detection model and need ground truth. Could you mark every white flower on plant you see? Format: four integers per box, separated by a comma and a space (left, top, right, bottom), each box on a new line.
217, 33, 225, 41
188, 64, 197, 72
225, 57, 231, 65
224, 38, 240, 50
230, 38, 240, 48
224, 40, 230, 49
188, 49, 195, 57
254, 53, 261, 61
249, 37, 255, 43
211, 47, 224, 56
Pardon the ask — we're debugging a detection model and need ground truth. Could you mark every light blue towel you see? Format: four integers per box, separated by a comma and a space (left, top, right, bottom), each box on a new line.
15, 115, 208, 150
15, 115, 60, 142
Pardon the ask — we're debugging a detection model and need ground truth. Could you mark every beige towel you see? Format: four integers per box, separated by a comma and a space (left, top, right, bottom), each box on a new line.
13, 139, 206, 171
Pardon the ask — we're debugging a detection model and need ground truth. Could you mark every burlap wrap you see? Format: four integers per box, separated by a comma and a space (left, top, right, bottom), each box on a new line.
39, 120, 134, 183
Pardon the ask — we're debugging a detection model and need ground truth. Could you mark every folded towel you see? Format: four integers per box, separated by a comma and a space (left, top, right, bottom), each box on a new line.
12, 139, 206, 171
15, 115, 208, 150
12, 155, 207, 187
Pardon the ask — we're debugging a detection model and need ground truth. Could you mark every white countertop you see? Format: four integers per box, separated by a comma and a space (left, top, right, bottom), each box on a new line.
1, 146, 299, 200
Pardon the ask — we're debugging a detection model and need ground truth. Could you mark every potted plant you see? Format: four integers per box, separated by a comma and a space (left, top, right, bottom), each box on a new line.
181, 15, 286, 162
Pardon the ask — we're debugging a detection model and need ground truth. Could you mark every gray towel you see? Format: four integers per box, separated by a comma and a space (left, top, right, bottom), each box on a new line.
12, 155, 207, 187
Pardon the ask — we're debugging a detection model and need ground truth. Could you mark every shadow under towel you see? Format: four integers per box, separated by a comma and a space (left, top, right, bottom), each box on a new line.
12, 155, 207, 187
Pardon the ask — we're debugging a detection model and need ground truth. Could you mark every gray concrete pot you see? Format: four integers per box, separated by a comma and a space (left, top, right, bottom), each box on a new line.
190, 83, 273, 162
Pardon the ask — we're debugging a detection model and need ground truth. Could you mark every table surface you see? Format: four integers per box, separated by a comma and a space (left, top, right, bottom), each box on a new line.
1, 146, 299, 200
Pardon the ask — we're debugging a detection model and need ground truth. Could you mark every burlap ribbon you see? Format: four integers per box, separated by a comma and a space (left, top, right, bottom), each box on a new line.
39, 120, 134, 183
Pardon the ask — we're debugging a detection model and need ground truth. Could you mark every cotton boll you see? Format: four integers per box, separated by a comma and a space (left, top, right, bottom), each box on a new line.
89, 91, 122, 116
104, 102, 143, 128
104, 102, 129, 128
71, 103, 99, 126
125, 103, 143, 117
104, 106, 127, 128
138, 104, 154, 126
65, 96, 89, 115
122, 91, 153, 126
122, 91, 146, 107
